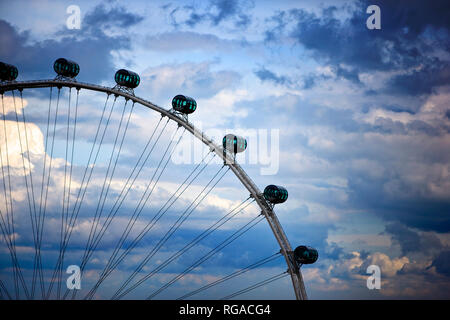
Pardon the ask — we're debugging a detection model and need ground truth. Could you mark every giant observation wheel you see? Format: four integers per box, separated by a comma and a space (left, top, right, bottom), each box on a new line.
0, 59, 317, 300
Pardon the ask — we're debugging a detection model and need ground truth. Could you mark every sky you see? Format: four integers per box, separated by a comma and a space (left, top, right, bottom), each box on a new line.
0, 0, 450, 300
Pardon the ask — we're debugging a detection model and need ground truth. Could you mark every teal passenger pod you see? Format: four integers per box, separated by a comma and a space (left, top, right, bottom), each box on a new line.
114, 69, 140, 89
222, 134, 247, 154
263, 185, 288, 204
172, 95, 197, 114
53, 58, 79, 78
0, 62, 18, 81
294, 246, 318, 265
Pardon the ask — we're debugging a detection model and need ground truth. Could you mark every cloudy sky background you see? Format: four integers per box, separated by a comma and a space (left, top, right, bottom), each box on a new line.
0, 0, 450, 299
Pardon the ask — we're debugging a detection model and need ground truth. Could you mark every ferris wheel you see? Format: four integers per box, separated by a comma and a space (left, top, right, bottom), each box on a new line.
0, 59, 318, 300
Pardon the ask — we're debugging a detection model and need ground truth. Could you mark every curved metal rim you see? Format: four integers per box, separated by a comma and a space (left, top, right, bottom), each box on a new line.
0, 79, 307, 300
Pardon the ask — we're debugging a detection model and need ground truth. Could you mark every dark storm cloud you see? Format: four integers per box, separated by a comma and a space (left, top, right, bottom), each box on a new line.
383, 105, 416, 115
430, 250, 450, 277
242, 83, 450, 232
84, 4, 144, 30
254, 67, 335, 89
250, 1, 450, 236
371, 117, 407, 135
184, 8, 208, 28
387, 63, 450, 96
165, 0, 252, 29
366, 117, 446, 137
266, 0, 450, 96
300, 71, 336, 89
0, 5, 143, 83
385, 222, 427, 255
406, 120, 442, 136
347, 172, 450, 233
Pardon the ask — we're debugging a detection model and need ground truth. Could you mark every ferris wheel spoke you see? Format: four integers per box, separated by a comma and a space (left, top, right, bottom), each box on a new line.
18, 89, 42, 299
177, 252, 282, 300
79, 99, 129, 273
220, 271, 289, 300
34, 87, 54, 299
144, 214, 265, 300
55, 88, 80, 298
55, 87, 81, 299
87, 151, 216, 299
83, 126, 186, 299
0, 95, 15, 292
56, 93, 118, 298
1, 95, 14, 237
40, 87, 62, 299
56, 87, 73, 299
77, 118, 169, 270
65, 89, 80, 219
113, 196, 255, 300
86, 153, 216, 299
64, 94, 117, 241
0, 207, 29, 299
104, 127, 185, 269
111, 165, 230, 300
79, 117, 171, 269
82, 100, 133, 267
0, 278, 12, 300
1, 93, 31, 299
61, 92, 111, 241
45, 92, 114, 299
0, 69, 310, 300
11, 90, 40, 299
62, 115, 169, 299
64, 98, 134, 300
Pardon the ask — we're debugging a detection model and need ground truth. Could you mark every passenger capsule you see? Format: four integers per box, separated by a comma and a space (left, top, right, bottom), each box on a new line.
263, 185, 288, 204
53, 58, 80, 78
294, 246, 318, 265
172, 95, 197, 114
0, 62, 18, 81
222, 134, 247, 154
114, 69, 140, 89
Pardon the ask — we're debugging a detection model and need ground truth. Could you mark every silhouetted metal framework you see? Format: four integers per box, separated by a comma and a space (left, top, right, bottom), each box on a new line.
0, 79, 308, 300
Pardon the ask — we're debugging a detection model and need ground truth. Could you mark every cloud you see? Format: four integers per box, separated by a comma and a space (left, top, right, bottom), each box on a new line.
0, 110, 44, 176
309, 249, 450, 298
0, 4, 143, 83
253, 65, 336, 90
430, 250, 450, 277
361, 252, 410, 278
324, 242, 345, 260
383, 222, 448, 264
139, 61, 242, 103
0, 95, 28, 116
254, 67, 290, 85
83, 4, 144, 31
263, 0, 450, 96
144, 31, 243, 52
